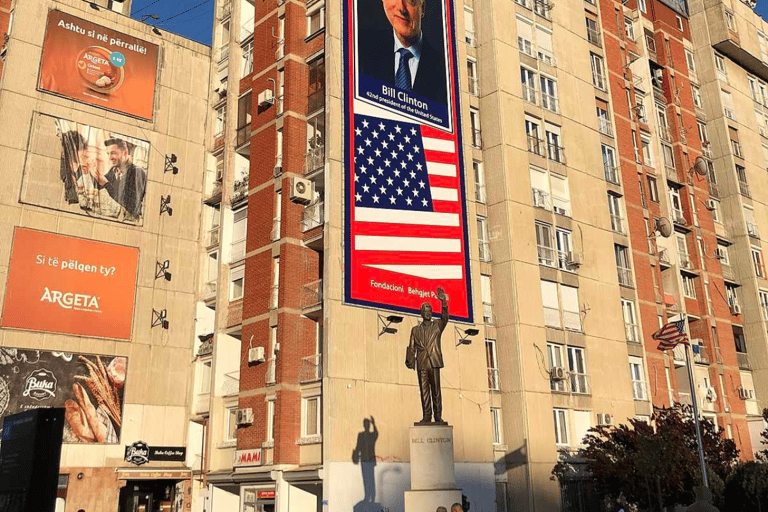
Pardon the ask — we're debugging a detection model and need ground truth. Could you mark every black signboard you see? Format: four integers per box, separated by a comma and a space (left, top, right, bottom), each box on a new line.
125, 441, 186, 465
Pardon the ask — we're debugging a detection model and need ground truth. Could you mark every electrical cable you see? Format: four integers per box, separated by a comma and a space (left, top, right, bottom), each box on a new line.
132, 0, 164, 16
157, 0, 212, 25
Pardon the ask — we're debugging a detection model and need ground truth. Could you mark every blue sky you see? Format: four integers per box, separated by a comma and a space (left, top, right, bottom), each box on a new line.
131, 0, 214, 46
755, 2, 768, 24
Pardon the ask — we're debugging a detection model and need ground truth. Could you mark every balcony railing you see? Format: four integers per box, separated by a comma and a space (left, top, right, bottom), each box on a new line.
522, 85, 537, 104
739, 180, 751, 198
299, 354, 322, 383
737, 352, 751, 370
587, 27, 601, 46
532, 188, 550, 209
604, 165, 620, 185
534, 0, 551, 20
472, 129, 483, 148
488, 368, 500, 391
302, 202, 324, 232
538, 245, 556, 267
598, 118, 613, 136
625, 323, 640, 343
479, 241, 492, 262
617, 267, 633, 287
304, 145, 325, 175
302, 279, 323, 309
542, 93, 558, 113
528, 136, 545, 156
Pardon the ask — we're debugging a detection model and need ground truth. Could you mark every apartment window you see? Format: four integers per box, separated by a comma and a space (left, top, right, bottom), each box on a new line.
553, 408, 569, 445
752, 248, 765, 278
536, 222, 555, 267
526, 117, 544, 155
644, 29, 656, 52
711, 199, 721, 223
635, 94, 647, 123
230, 265, 245, 301
473, 161, 486, 203
682, 274, 697, 298
692, 85, 702, 109
602, 144, 618, 184
749, 76, 760, 101
547, 343, 567, 392
608, 193, 624, 234
464, 6, 476, 45
629, 356, 647, 400
624, 17, 635, 41
491, 408, 503, 444
546, 124, 564, 163
622, 299, 640, 342
556, 228, 573, 270
697, 121, 709, 154
637, 0, 646, 12
662, 144, 675, 171
231, 208, 247, 262
517, 16, 535, 57
597, 104, 612, 136
760, 31, 768, 62
478, 217, 491, 262
226, 406, 238, 441
241, 40, 254, 76
468, 59, 479, 96
540, 75, 558, 112
536, 26, 555, 65
725, 10, 735, 31
676, 15, 683, 31
277, 70, 285, 116
277, 16, 285, 59
736, 165, 750, 197
759, 290, 768, 321
721, 90, 736, 119
302, 395, 321, 437
676, 232, 690, 265
550, 174, 570, 215
586, 17, 600, 46
567, 347, 588, 394
647, 176, 659, 202
486, 339, 500, 390
470, 108, 482, 148
590, 53, 606, 90
726, 284, 739, 309
685, 49, 696, 74
745, 207, 759, 238
640, 135, 653, 167
307, 112, 326, 153
632, 130, 641, 163
307, 1, 325, 36
615, 245, 632, 287
521, 67, 537, 103
236, 91, 252, 147
266, 398, 275, 441
307, 56, 325, 114
271, 256, 280, 309
541, 281, 582, 331
481, 275, 494, 324
215, 104, 226, 136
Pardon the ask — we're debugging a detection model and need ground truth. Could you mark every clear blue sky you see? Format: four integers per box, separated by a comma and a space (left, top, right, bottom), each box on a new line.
131, 0, 214, 46
755, 2, 768, 25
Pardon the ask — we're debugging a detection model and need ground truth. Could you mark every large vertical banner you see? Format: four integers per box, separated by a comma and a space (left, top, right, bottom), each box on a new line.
38, 10, 160, 120
344, 0, 473, 321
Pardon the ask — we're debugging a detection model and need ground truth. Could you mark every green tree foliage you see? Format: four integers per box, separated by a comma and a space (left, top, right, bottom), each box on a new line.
552, 406, 738, 510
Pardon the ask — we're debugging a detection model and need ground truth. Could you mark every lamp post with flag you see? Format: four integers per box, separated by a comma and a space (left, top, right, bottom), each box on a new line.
652, 316, 709, 489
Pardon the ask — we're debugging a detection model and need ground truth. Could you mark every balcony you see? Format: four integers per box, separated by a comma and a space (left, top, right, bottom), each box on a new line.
528, 136, 545, 156
604, 165, 620, 185
679, 256, 693, 271
206, 226, 220, 248
304, 145, 325, 175
221, 371, 240, 396
479, 241, 492, 262
671, 209, 686, 226
737, 352, 751, 370
625, 323, 640, 343
488, 368, 500, 391
522, 85, 537, 105
299, 354, 322, 383
739, 180, 751, 198
236, 124, 252, 149
302, 202, 324, 232
538, 245, 556, 267
534, 0, 551, 20
617, 267, 633, 287
693, 346, 709, 365
748, 222, 760, 239
542, 93, 558, 113
587, 27, 601, 46
231, 175, 249, 205
302, 279, 323, 311
472, 129, 483, 148
532, 188, 550, 209
598, 118, 613, 137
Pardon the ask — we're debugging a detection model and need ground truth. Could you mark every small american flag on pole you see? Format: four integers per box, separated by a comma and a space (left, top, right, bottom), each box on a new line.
652, 320, 690, 350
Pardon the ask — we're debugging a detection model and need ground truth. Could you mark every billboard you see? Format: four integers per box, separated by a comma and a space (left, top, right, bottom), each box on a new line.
1, 228, 139, 340
344, 0, 473, 321
38, 10, 160, 120
21, 113, 149, 224
0, 348, 127, 444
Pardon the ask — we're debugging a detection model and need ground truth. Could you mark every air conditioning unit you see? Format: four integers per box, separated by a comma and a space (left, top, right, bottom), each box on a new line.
248, 346, 265, 364
597, 413, 613, 426
550, 366, 567, 381
705, 199, 717, 211
715, 247, 727, 260
738, 387, 754, 400
730, 304, 742, 315
290, 177, 314, 204
567, 252, 583, 267
258, 89, 275, 107
236, 408, 254, 426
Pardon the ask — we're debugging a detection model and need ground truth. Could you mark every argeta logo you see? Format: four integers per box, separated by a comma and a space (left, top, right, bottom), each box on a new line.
41, 287, 101, 312
125, 441, 150, 465
23, 369, 58, 401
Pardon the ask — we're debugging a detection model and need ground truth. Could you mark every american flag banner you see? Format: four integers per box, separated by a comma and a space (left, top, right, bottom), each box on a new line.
344, 0, 473, 321
652, 320, 690, 351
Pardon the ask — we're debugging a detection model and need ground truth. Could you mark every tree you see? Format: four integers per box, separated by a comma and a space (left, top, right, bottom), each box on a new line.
552, 406, 738, 510
724, 462, 768, 512
755, 408, 768, 462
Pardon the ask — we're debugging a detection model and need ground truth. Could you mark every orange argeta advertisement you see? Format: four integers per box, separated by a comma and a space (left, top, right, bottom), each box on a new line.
1, 228, 139, 340
38, 10, 160, 120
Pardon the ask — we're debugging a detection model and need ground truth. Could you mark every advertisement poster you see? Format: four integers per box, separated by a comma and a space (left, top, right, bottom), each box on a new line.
1, 228, 139, 340
22, 113, 149, 225
344, 0, 473, 321
0, 348, 127, 444
38, 10, 160, 120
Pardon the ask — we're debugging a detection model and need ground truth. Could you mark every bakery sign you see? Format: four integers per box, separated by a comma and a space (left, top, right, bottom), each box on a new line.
125, 441, 186, 465
233, 448, 262, 467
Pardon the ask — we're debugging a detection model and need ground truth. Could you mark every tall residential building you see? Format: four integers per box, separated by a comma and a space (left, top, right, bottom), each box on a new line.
0, 0, 210, 510
688, 0, 768, 451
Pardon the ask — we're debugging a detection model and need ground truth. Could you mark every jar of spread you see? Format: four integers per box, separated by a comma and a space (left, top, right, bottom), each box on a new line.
76, 46, 125, 94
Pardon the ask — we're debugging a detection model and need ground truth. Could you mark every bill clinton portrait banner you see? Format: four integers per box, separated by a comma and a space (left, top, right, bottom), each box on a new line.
344, 0, 474, 322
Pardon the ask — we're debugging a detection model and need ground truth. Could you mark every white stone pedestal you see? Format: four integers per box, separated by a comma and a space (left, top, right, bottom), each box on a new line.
404, 425, 462, 512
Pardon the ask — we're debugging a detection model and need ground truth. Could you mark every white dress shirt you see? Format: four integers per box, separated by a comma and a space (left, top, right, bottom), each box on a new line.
393, 31, 423, 88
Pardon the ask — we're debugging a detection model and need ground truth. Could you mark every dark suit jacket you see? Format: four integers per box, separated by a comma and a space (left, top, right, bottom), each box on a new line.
358, 29, 448, 106
101, 163, 147, 218
408, 301, 449, 370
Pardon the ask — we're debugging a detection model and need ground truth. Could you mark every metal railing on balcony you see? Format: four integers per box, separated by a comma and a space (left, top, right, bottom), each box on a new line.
302, 202, 324, 232
534, 0, 552, 19
739, 180, 751, 198
236, 123, 252, 148
304, 145, 325, 175
587, 27, 601, 46
625, 323, 640, 343
488, 368, 500, 391
472, 129, 483, 148
522, 85, 537, 104
604, 165, 620, 185
532, 188, 550, 209
528, 136, 545, 156
299, 354, 322, 383
479, 241, 492, 262
538, 245, 556, 267
737, 351, 751, 370
617, 267, 633, 287
302, 279, 323, 309
598, 118, 613, 136
542, 93, 558, 113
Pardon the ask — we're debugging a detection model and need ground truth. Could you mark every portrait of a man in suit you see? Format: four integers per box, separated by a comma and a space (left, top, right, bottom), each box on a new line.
357, 0, 448, 106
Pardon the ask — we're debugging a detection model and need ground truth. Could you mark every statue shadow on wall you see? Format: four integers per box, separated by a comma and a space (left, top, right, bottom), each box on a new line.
352, 416, 387, 512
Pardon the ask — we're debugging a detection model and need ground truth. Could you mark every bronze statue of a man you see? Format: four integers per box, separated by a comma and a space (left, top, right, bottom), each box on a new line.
406, 287, 449, 425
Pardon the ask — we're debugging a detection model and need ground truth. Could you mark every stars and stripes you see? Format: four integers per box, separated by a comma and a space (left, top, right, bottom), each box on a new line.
352, 115, 464, 280
652, 320, 690, 351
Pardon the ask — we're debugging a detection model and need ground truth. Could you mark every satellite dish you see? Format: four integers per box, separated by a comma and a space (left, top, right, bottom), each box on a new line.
656, 217, 673, 238
693, 157, 708, 176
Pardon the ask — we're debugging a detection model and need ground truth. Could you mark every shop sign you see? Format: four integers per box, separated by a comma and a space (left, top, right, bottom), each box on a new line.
116, 470, 191, 480
125, 440, 150, 465
233, 448, 262, 467
257, 490, 276, 499
125, 441, 186, 465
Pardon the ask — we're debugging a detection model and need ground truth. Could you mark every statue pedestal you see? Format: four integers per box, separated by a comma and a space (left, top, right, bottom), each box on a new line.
404, 425, 462, 512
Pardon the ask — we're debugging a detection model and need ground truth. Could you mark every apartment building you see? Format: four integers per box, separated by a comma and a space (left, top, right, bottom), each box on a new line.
687, 0, 768, 451
0, 0, 210, 510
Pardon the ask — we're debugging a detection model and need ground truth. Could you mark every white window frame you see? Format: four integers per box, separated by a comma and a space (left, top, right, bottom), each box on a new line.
306, 1, 326, 36
759, 290, 768, 321
752, 248, 765, 278
230, 265, 245, 301
547, 343, 567, 392
715, 53, 727, 77
226, 406, 238, 442
302, 395, 322, 437
629, 356, 647, 400
590, 53, 606, 90
682, 273, 697, 298
266, 397, 276, 442
567, 346, 588, 394
622, 298, 639, 342
608, 193, 624, 234
491, 408, 503, 444
553, 408, 569, 446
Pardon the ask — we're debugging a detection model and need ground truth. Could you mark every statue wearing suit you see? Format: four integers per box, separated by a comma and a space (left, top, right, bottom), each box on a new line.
358, 0, 448, 106
406, 288, 449, 424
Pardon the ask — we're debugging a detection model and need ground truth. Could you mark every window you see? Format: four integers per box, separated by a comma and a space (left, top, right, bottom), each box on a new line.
725, 10, 735, 31
608, 193, 624, 234
536, 26, 554, 65
230, 265, 245, 300
692, 85, 702, 109
536, 222, 555, 267
635, 94, 647, 123
226, 406, 238, 441
307, 56, 325, 114
638, 0, 646, 12
230, 207, 247, 261
236, 91, 252, 147
546, 124, 564, 163
481, 275, 494, 324
759, 290, 768, 321
241, 40, 254, 76
306, 112, 326, 154
521, 67, 537, 103
745, 207, 759, 238
641, 135, 653, 166
760, 31, 768, 62
468, 59, 479, 96
721, 90, 735, 119
647, 176, 659, 202
752, 248, 765, 278
215, 104, 226, 136
541, 281, 582, 331
717, 243, 729, 265
464, 6, 476, 45
540, 75, 558, 112
676, 233, 690, 265
553, 408, 569, 445
556, 228, 573, 270
303, 395, 321, 437
622, 299, 639, 342
615, 245, 632, 287
547, 343, 567, 392
629, 356, 647, 400
590, 53, 606, 90
307, 1, 325, 36
586, 17, 600, 46
676, 15, 683, 31
645, 29, 656, 52
715, 53, 726, 76
662, 143, 675, 171
736, 165, 750, 197
567, 347, 588, 394
750, 75, 760, 101
682, 274, 697, 298
517, 16, 535, 57
602, 145, 618, 184
473, 161, 486, 203
624, 17, 635, 41
726, 284, 739, 309
470, 108, 482, 147
530, 167, 570, 214
685, 49, 696, 74
266, 398, 275, 442
277, 16, 285, 59
632, 130, 640, 163
526, 117, 544, 155
478, 217, 491, 262
277, 70, 285, 115
271, 256, 280, 309
597, 104, 612, 136
486, 339, 500, 390
491, 408, 503, 444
